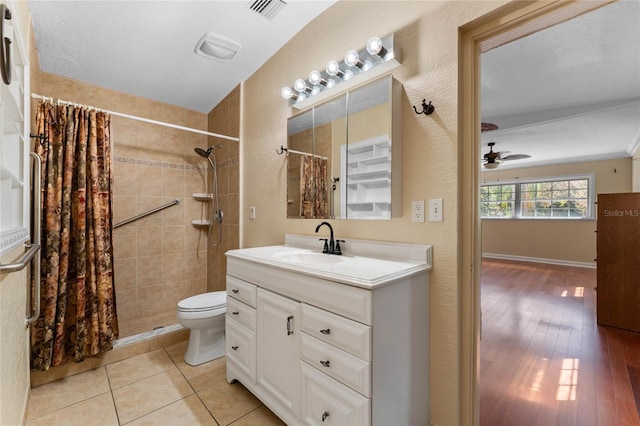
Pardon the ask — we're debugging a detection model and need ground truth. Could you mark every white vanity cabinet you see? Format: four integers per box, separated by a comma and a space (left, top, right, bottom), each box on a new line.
257, 288, 301, 417
226, 235, 432, 425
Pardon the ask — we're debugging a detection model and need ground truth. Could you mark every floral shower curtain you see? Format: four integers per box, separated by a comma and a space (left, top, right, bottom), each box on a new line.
31, 101, 118, 371
300, 156, 328, 218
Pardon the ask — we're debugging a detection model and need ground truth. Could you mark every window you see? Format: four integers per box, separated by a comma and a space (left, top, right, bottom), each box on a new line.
480, 184, 516, 218
481, 176, 593, 219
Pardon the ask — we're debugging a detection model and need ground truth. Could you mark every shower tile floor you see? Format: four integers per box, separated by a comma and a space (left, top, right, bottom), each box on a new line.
26, 340, 285, 426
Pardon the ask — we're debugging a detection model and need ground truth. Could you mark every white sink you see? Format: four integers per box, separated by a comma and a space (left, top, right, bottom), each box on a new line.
271, 250, 345, 265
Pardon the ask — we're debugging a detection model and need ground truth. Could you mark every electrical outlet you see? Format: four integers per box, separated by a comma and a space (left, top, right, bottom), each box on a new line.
412, 200, 425, 223
429, 198, 443, 222
249, 206, 256, 220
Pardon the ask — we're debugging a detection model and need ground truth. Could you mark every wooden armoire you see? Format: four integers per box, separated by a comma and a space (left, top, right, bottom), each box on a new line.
596, 192, 640, 332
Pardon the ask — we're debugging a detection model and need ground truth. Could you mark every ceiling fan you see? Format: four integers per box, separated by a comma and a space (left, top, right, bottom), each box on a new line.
482, 142, 531, 169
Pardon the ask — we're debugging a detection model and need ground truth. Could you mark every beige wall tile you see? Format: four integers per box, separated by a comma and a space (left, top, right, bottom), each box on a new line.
162, 167, 185, 198
136, 255, 163, 287
137, 226, 162, 257
136, 164, 163, 197
113, 161, 136, 197
162, 253, 186, 282
115, 288, 138, 320
184, 251, 206, 280
113, 227, 137, 260
138, 285, 165, 317
114, 258, 136, 291
112, 195, 137, 225
160, 197, 185, 225
162, 225, 186, 254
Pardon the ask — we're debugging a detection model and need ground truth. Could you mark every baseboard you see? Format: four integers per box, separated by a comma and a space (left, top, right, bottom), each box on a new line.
482, 253, 596, 269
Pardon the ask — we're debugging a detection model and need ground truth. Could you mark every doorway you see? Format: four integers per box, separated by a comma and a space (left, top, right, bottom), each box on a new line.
459, 1, 630, 424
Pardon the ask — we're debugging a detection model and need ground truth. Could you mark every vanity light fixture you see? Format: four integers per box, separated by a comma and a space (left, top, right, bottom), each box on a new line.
281, 33, 401, 109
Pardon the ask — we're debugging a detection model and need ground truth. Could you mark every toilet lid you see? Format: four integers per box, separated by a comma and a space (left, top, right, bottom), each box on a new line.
178, 291, 226, 312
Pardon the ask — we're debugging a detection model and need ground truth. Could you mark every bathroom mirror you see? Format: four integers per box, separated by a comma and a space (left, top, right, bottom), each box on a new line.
286, 75, 400, 220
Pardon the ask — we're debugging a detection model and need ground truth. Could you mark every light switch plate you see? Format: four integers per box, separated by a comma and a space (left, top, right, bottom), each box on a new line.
429, 198, 443, 222
249, 206, 256, 220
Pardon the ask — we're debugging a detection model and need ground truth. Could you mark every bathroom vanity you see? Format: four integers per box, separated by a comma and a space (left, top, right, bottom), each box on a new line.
225, 234, 431, 425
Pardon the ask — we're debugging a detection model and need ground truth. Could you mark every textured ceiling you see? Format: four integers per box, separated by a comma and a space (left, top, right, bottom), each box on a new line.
27, 1, 640, 168
28, 0, 336, 113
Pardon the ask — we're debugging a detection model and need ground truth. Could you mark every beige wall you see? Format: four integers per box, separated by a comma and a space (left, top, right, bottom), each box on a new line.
240, 1, 508, 425
206, 86, 241, 292
482, 158, 632, 264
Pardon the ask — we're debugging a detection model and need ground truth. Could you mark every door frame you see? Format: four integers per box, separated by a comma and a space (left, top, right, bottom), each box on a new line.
459, 1, 615, 423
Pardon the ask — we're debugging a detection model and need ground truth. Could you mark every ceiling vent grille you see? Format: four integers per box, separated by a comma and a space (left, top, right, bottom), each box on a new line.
248, 0, 287, 20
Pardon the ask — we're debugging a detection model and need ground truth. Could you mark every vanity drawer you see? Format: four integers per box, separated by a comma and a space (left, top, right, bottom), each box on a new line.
300, 361, 370, 426
301, 304, 371, 361
226, 275, 257, 308
226, 317, 256, 382
226, 296, 256, 331
301, 333, 371, 397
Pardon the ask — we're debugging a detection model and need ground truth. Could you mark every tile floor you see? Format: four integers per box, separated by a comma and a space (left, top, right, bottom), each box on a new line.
26, 341, 285, 426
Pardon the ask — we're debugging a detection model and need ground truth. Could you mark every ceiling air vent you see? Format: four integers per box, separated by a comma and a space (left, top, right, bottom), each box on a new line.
248, 0, 287, 20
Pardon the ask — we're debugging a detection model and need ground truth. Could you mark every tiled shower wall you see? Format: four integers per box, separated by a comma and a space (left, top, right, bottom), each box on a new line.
35, 72, 217, 338
206, 86, 241, 292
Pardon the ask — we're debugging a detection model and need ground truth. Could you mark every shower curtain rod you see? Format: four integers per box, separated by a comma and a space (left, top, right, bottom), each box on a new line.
31, 93, 240, 142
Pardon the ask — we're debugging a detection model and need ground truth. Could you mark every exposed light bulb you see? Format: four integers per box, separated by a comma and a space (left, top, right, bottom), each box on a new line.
344, 49, 364, 69
366, 36, 388, 58
326, 60, 343, 77
293, 79, 307, 92
308, 70, 335, 89
280, 86, 298, 100
309, 70, 323, 85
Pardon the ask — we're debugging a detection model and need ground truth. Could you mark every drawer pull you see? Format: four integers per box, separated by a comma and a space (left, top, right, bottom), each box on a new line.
232, 289, 239, 294
232, 311, 239, 315
232, 345, 238, 351
320, 328, 331, 335
322, 411, 330, 422
319, 360, 330, 368
287, 315, 294, 335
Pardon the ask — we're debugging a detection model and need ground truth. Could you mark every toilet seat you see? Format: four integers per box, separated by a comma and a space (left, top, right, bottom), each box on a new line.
178, 291, 226, 313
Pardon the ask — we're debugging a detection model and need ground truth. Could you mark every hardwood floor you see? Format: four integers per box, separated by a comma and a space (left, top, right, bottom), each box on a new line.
480, 258, 640, 426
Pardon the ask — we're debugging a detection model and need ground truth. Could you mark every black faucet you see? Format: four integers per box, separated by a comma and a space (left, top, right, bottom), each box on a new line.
315, 221, 340, 255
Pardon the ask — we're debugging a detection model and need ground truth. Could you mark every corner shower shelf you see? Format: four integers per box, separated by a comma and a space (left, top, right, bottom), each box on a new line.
192, 193, 214, 201
192, 219, 211, 226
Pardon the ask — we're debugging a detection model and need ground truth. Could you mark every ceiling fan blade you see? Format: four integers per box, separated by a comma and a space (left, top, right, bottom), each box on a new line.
481, 122, 499, 132
501, 154, 531, 161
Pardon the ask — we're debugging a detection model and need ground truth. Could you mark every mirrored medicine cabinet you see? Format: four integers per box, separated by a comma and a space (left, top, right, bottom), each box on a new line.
286, 75, 401, 220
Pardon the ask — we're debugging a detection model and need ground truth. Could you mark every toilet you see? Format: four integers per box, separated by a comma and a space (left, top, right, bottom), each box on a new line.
176, 291, 227, 366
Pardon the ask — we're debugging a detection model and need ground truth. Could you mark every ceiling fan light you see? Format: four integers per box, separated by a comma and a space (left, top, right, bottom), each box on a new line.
484, 162, 499, 169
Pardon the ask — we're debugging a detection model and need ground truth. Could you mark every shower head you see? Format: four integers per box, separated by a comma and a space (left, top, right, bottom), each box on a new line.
194, 145, 222, 158
194, 147, 212, 158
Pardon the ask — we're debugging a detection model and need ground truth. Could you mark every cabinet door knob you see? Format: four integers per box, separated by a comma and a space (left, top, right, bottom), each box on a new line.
232, 311, 239, 315
322, 411, 330, 422
232, 289, 239, 294
287, 315, 294, 335
320, 328, 331, 335
232, 345, 238, 351
320, 360, 330, 368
